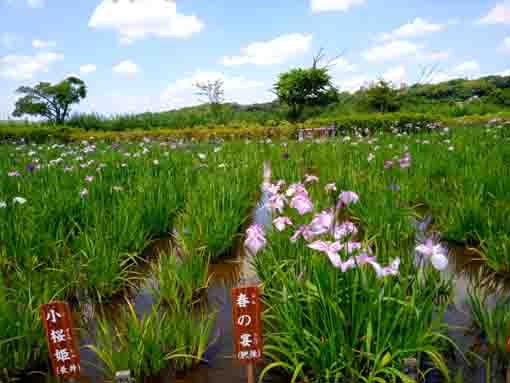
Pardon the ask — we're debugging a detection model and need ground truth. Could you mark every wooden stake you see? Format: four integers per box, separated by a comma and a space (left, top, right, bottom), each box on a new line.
247, 363, 255, 383
506, 366, 510, 383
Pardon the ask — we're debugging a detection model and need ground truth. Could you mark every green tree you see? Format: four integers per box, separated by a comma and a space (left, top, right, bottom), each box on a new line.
13, 77, 87, 125
488, 88, 510, 106
366, 80, 401, 113
274, 56, 338, 120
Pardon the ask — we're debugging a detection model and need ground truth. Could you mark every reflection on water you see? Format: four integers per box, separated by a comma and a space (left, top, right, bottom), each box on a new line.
50, 162, 278, 383
31, 163, 510, 383
441, 245, 508, 383
412, 211, 510, 382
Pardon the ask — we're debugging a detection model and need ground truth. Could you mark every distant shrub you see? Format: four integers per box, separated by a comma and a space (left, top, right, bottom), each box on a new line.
304, 113, 438, 135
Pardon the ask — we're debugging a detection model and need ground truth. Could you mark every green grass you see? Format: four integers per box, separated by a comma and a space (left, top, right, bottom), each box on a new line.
87, 300, 216, 379
0, 122, 509, 378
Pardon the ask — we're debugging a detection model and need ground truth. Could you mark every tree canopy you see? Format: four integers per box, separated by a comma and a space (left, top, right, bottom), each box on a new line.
274, 64, 338, 120
13, 77, 87, 125
366, 80, 401, 113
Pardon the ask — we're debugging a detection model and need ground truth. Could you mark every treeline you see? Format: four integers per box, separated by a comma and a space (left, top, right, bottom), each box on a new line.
64, 75, 510, 131
6, 67, 510, 132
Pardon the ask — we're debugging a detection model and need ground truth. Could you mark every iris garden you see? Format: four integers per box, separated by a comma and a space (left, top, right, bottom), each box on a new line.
0, 122, 510, 382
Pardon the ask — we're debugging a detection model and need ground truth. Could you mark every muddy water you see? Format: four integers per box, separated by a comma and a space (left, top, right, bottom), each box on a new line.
66, 162, 279, 383
411, 212, 510, 382
29, 162, 510, 382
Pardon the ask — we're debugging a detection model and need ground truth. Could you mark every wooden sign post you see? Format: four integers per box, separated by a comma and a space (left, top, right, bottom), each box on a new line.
40, 301, 81, 381
231, 286, 263, 383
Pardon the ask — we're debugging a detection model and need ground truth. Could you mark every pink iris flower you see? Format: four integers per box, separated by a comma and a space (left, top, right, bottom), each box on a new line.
415, 239, 448, 271
368, 153, 375, 161
342, 241, 362, 254
354, 252, 377, 266
371, 258, 400, 278
286, 183, 308, 197
267, 194, 287, 212
336, 191, 359, 209
273, 216, 293, 232
290, 225, 315, 242
85, 176, 95, 182
264, 183, 281, 195
308, 210, 334, 236
290, 193, 314, 215
325, 183, 337, 192
384, 160, 394, 169
7, 171, 20, 177
399, 159, 411, 168
304, 174, 319, 184
307, 241, 344, 268
333, 221, 358, 240
244, 224, 267, 256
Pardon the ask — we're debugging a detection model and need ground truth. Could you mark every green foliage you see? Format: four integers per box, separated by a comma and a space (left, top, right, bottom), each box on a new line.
0, 272, 64, 376
468, 291, 510, 368
366, 80, 401, 113
13, 77, 87, 125
488, 88, 510, 106
253, 198, 451, 382
275, 67, 338, 120
152, 250, 210, 306
87, 300, 215, 379
0, 124, 509, 379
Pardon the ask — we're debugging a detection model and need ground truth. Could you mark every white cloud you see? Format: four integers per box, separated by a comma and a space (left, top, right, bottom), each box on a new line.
478, 2, 510, 24
311, 0, 366, 13
377, 18, 444, 41
27, 0, 43, 7
498, 37, 510, 53
362, 40, 419, 62
160, 70, 269, 109
429, 60, 480, 83
453, 60, 480, 74
6, 0, 44, 7
382, 65, 407, 83
0, 52, 64, 81
329, 57, 358, 73
497, 69, 510, 76
112, 60, 138, 78
222, 33, 312, 66
0, 33, 18, 49
79, 64, 97, 74
88, 0, 204, 44
32, 39, 57, 49
416, 50, 451, 63
428, 72, 451, 84
335, 75, 371, 92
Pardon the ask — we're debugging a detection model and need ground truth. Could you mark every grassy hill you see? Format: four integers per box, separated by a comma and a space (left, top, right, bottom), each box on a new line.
4, 74, 510, 132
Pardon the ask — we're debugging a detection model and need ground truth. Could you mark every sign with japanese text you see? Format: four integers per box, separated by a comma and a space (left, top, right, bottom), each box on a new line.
231, 286, 263, 364
40, 301, 81, 380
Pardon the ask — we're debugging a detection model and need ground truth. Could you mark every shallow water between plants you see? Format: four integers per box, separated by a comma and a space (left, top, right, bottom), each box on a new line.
26, 162, 509, 383
26, 169, 284, 383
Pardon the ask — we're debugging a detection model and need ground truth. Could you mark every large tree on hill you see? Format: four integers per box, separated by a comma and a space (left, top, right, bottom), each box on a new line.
12, 77, 87, 125
366, 80, 401, 113
274, 50, 339, 120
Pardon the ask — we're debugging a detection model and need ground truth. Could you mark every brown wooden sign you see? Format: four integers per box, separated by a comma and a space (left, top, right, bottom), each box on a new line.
40, 301, 81, 379
231, 286, 263, 364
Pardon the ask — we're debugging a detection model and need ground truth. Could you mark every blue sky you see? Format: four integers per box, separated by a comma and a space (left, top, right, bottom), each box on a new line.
1, 0, 510, 118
